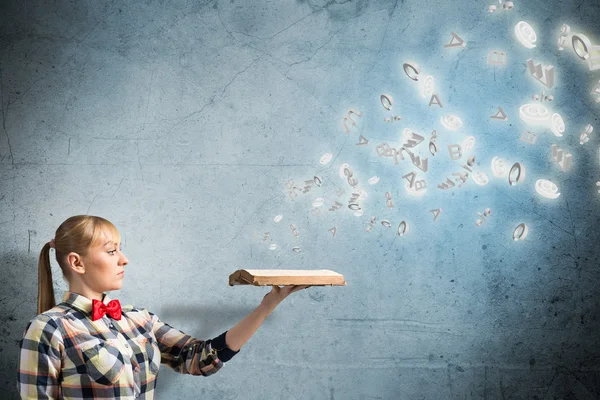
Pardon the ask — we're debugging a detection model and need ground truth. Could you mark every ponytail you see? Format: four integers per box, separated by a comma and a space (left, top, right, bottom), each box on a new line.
37, 242, 56, 315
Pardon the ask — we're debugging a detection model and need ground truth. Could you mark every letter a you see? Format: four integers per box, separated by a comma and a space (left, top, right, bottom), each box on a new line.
490, 106, 508, 121
429, 94, 443, 108
444, 32, 466, 48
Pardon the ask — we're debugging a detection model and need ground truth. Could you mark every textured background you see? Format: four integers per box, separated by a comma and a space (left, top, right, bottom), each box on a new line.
2, 0, 600, 399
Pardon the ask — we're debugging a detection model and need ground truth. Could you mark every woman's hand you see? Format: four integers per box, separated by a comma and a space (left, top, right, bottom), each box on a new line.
261, 285, 311, 309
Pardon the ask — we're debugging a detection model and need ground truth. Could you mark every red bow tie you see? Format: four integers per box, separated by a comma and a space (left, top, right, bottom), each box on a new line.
92, 299, 122, 321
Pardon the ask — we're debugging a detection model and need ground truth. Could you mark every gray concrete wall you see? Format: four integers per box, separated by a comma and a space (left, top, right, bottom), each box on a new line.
2, 0, 600, 398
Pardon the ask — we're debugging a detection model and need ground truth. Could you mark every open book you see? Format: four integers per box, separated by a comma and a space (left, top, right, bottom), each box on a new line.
229, 269, 346, 286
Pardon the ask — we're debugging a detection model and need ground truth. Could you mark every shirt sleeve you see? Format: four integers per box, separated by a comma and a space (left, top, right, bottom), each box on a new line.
17, 315, 63, 399
144, 309, 239, 376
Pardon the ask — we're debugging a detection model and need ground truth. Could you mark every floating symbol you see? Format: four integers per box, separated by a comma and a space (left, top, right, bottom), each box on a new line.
329, 201, 343, 212
273, 215, 283, 223
508, 162, 526, 186
513, 223, 529, 241
376, 143, 393, 158
314, 176, 322, 187
397, 221, 409, 236
580, 124, 593, 145
349, 192, 360, 204
353, 209, 364, 217
302, 179, 314, 194
403, 62, 421, 81
269, 243, 277, 250
549, 113, 565, 137
475, 208, 491, 226
535, 179, 560, 199
521, 130, 537, 144
380, 220, 392, 228
366, 216, 377, 232
472, 171, 489, 186
453, 171, 469, 187
419, 75, 435, 98
368, 176, 380, 185
290, 224, 300, 237
527, 58, 555, 89
438, 178, 456, 190
551, 144, 572, 171
591, 80, 600, 103
440, 114, 463, 131
488, 0, 514, 12
348, 203, 361, 211
384, 115, 402, 123
380, 94, 393, 110
448, 144, 463, 160
406, 180, 427, 195
571, 33, 600, 71
403, 129, 425, 148
557, 24, 571, 51
342, 166, 358, 187
385, 192, 394, 208
328, 227, 337, 237
402, 171, 417, 188
263, 232, 270, 241
515, 21, 537, 49
490, 106, 508, 120
467, 156, 476, 167
596, 181, 600, 193
444, 32, 466, 48
356, 135, 369, 146
342, 109, 362, 133
430, 208, 442, 221
408, 151, 429, 172
320, 153, 333, 165
491, 156, 508, 178
312, 198, 324, 207
292, 246, 301, 253
532, 91, 553, 102
487, 51, 507, 65
462, 136, 475, 153
429, 94, 443, 108
519, 103, 551, 125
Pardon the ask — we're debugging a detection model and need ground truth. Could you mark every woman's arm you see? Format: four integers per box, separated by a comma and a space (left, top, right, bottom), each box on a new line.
224, 285, 309, 351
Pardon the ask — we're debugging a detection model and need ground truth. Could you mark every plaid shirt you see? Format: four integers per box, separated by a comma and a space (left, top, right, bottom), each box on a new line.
17, 291, 239, 399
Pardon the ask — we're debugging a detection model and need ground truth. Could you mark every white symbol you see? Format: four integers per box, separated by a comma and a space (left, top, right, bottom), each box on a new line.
368, 176, 380, 185
552, 144, 572, 171
312, 198, 324, 207
591, 80, 600, 103
521, 130, 537, 144
341, 165, 358, 187
263, 232, 270, 241
527, 58, 555, 89
491, 156, 508, 178
407, 151, 429, 172
535, 179, 560, 199
487, 51, 507, 65
342, 109, 362, 133
462, 136, 475, 153
444, 32, 466, 48
355, 189, 368, 201
328, 227, 337, 237
580, 124, 593, 145
329, 201, 343, 212
397, 221, 409, 236
385, 192, 394, 208
453, 171, 469, 187
402, 171, 417, 188
515, 21, 537, 49
273, 215, 283, 223
403, 62, 421, 81
353, 209, 364, 217
384, 115, 402, 123
532, 91, 553, 102
380, 94, 393, 110
467, 156, 476, 167
508, 162, 526, 186
429, 94, 443, 108
403, 129, 425, 148
320, 152, 333, 165
448, 144, 463, 160
348, 203, 361, 211
419, 75, 435, 98
380, 220, 392, 228
430, 208, 442, 221
596, 181, 600, 193
490, 106, 508, 120
429, 137, 438, 156
292, 247, 301, 253
571, 33, 600, 71
472, 172, 489, 186
366, 216, 377, 232
406, 180, 427, 195
356, 135, 369, 146
313, 176, 322, 187
269, 243, 278, 250
302, 179, 314, 194
290, 224, 299, 237
488, 0, 514, 12
349, 192, 360, 204
557, 24, 571, 51
437, 178, 455, 190
440, 114, 463, 131
513, 223, 529, 241
549, 113, 565, 137
519, 103, 551, 125
376, 143, 393, 157
475, 208, 491, 226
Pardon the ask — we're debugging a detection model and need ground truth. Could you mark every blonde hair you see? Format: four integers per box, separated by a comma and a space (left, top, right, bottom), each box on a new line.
38, 215, 121, 315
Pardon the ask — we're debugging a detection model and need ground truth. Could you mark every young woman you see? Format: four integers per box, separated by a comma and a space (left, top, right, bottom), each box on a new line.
17, 215, 309, 399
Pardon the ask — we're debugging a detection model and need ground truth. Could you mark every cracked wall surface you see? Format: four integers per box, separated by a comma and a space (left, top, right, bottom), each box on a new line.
1, 0, 600, 398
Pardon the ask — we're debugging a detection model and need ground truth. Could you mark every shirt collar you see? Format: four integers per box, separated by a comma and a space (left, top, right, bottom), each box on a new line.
61, 291, 113, 317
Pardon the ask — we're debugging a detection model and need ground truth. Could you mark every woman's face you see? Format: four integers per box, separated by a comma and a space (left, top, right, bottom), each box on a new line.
68, 230, 129, 299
